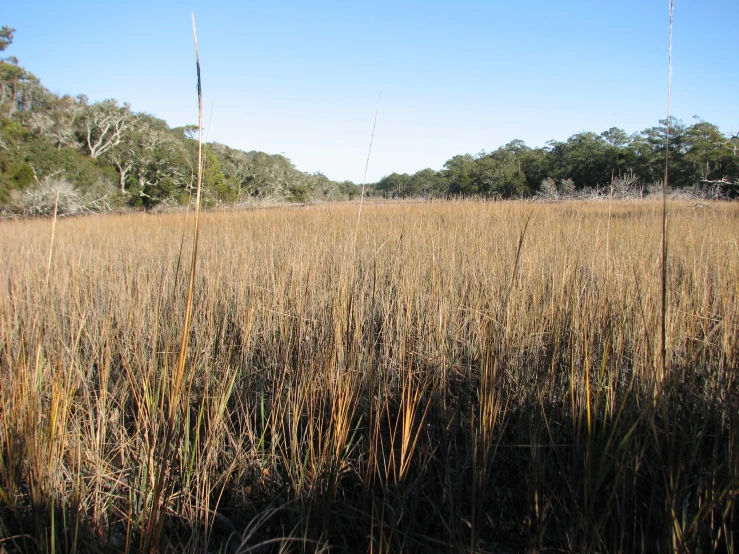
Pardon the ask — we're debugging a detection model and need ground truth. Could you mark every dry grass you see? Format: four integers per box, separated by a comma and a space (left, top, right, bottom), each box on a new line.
0, 199, 737, 553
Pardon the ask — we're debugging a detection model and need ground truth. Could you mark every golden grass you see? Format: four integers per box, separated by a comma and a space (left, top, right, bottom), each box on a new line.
0, 200, 737, 553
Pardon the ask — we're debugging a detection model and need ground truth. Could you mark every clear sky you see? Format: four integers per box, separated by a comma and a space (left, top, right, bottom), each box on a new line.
4, 1, 738, 183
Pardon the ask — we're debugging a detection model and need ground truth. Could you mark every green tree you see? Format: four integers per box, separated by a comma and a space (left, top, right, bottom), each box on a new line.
203, 149, 232, 201
106, 114, 179, 195
637, 118, 693, 187
409, 168, 444, 197
443, 154, 476, 195
337, 180, 359, 199
473, 147, 528, 197
26, 94, 81, 148
601, 127, 629, 148
0, 26, 14, 51
0, 61, 39, 117
288, 184, 309, 203
684, 119, 731, 181
547, 132, 614, 189
376, 172, 412, 198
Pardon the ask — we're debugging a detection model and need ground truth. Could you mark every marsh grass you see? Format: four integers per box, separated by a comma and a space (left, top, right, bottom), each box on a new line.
0, 200, 737, 553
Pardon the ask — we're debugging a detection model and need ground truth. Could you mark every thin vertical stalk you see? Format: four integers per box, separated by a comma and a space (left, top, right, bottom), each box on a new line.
175, 13, 204, 407
353, 95, 380, 253
660, 0, 673, 383
45, 190, 59, 289
141, 15, 204, 553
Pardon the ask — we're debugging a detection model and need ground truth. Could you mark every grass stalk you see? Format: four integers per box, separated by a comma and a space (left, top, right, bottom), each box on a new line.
140, 14, 205, 553
353, 95, 380, 253
45, 190, 59, 289
660, 0, 674, 385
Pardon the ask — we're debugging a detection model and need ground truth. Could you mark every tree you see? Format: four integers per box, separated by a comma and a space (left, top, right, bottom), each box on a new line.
473, 147, 528, 197
443, 154, 476, 195
26, 94, 81, 148
288, 184, 309, 203
242, 151, 301, 199
0, 26, 14, 52
0, 28, 44, 118
546, 132, 615, 189
203, 149, 231, 201
134, 128, 190, 201
601, 127, 629, 148
313, 171, 333, 198
684, 119, 731, 181
0, 59, 39, 117
637, 118, 694, 187
375, 172, 412, 198
182, 124, 198, 140
105, 114, 175, 194
78, 98, 135, 158
101, 113, 193, 204
337, 180, 359, 199
208, 143, 254, 199
518, 147, 551, 195
409, 168, 444, 197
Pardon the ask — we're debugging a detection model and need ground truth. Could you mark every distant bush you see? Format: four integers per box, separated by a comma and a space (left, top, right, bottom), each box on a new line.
10, 176, 115, 216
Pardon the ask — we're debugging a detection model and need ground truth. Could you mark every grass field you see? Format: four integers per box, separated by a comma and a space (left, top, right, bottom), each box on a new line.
1, 200, 737, 553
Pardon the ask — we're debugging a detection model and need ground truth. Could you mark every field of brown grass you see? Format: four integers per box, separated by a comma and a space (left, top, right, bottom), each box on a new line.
1, 200, 737, 553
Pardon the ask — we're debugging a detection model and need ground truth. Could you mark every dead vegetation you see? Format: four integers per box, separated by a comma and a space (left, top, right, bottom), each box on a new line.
0, 200, 737, 553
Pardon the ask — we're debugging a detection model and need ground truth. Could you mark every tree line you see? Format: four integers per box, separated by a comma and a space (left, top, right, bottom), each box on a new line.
1, 26, 737, 214
370, 124, 739, 200
0, 27, 359, 214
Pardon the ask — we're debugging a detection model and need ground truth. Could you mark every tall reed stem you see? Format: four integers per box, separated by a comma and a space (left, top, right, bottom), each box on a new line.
353, 95, 380, 253
45, 190, 59, 289
141, 15, 204, 553
660, 0, 674, 383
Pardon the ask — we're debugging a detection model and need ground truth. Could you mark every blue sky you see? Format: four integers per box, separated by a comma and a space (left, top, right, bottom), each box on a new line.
4, 1, 738, 183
